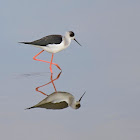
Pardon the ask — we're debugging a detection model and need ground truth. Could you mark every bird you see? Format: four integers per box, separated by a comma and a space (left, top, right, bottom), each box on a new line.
19, 31, 81, 73
26, 91, 86, 110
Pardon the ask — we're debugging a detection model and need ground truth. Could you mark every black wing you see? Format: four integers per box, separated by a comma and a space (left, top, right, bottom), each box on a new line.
20, 35, 62, 46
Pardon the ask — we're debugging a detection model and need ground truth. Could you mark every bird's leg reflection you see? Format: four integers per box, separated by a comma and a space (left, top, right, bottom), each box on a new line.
35, 71, 62, 96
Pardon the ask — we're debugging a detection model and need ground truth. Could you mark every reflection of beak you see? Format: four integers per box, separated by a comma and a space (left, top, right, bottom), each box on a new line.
74, 38, 82, 46
79, 91, 86, 102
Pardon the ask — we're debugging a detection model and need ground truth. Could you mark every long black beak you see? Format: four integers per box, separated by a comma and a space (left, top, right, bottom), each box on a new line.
74, 38, 82, 46
79, 91, 86, 102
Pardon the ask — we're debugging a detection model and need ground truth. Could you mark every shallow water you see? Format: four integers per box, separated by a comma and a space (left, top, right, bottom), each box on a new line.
1, 1, 140, 139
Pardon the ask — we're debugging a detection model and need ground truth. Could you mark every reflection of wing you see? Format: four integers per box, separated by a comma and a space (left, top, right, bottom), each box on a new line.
26, 101, 69, 110
38, 101, 68, 109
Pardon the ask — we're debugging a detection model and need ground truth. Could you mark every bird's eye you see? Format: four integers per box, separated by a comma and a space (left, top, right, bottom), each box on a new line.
70, 31, 75, 37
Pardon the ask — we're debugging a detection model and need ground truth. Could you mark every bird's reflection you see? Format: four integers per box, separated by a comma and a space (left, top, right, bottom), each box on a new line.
26, 72, 85, 110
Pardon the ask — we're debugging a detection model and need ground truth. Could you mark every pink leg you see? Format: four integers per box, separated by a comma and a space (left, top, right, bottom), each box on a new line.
49, 54, 53, 73
33, 50, 62, 72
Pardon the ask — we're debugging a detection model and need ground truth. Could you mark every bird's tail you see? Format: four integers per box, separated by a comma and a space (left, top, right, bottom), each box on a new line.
18, 42, 31, 44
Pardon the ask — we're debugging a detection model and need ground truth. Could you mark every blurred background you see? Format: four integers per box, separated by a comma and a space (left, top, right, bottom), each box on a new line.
0, 0, 140, 139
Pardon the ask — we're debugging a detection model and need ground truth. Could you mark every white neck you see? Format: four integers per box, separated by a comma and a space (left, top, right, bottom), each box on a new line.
63, 36, 71, 47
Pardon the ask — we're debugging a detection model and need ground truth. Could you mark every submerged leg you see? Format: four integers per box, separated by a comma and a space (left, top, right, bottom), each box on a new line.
33, 50, 62, 72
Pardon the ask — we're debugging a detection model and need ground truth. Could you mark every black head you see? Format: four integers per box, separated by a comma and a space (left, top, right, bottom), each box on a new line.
69, 31, 75, 37
66, 31, 81, 46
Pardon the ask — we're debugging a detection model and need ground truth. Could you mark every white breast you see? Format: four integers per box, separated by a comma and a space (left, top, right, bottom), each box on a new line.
44, 41, 66, 53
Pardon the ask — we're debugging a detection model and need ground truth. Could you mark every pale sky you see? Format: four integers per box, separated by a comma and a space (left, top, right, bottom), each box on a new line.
0, 0, 140, 139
